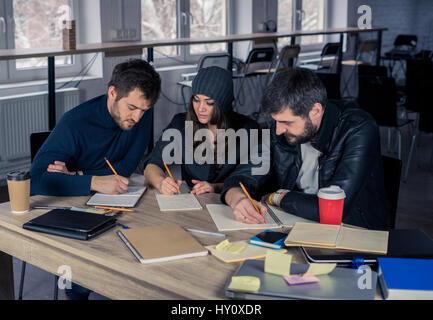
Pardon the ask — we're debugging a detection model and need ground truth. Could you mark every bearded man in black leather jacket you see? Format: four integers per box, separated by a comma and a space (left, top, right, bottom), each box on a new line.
222, 68, 390, 230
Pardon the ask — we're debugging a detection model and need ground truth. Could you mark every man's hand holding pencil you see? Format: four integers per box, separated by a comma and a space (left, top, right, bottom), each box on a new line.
225, 183, 267, 224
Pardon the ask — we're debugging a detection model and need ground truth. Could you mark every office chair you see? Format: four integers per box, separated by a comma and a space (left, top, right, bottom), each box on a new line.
19, 131, 59, 300
383, 34, 418, 80
357, 69, 416, 181
381, 155, 402, 229
302, 42, 341, 72
233, 47, 275, 106
267, 44, 301, 82
341, 39, 377, 97
178, 53, 231, 110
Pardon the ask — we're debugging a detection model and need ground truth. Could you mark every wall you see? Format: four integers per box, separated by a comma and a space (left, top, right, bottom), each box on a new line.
347, 0, 433, 53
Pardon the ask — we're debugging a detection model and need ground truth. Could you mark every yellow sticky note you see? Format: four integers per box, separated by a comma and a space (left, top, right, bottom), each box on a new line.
304, 263, 336, 276
264, 249, 292, 276
215, 239, 246, 254
227, 276, 260, 293
216, 239, 231, 251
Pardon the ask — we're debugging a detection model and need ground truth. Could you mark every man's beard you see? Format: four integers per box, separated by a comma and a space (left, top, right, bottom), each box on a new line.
284, 117, 318, 146
110, 100, 135, 131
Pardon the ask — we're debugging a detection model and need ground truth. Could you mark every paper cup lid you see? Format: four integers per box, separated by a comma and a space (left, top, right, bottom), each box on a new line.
317, 185, 346, 200
7, 170, 31, 181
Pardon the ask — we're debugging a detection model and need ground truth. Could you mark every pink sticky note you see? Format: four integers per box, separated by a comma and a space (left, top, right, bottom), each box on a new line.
283, 274, 320, 286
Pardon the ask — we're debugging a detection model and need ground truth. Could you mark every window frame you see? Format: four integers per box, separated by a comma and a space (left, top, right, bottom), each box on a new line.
144, 0, 232, 67
0, 1, 9, 81
2, 0, 83, 83
278, 0, 330, 52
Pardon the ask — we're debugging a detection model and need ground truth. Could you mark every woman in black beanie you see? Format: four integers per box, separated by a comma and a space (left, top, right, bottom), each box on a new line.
144, 66, 259, 195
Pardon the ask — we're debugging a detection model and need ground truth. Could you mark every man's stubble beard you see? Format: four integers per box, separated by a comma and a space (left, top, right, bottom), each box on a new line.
284, 117, 318, 146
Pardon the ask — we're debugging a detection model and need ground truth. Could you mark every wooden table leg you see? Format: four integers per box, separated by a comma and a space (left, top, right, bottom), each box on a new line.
0, 251, 15, 300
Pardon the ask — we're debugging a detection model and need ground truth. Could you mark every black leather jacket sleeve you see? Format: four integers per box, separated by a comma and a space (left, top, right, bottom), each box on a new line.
280, 117, 381, 222
220, 127, 272, 203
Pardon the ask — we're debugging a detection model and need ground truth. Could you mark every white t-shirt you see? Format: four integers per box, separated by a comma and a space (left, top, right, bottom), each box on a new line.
296, 142, 322, 194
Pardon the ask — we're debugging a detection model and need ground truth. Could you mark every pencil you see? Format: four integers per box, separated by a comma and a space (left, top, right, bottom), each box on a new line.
104, 157, 118, 175
239, 182, 260, 214
163, 161, 181, 194
94, 206, 133, 212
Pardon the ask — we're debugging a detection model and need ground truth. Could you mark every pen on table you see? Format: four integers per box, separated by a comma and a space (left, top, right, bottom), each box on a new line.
163, 161, 181, 194
186, 228, 226, 238
93, 206, 133, 212
104, 157, 118, 175
32, 206, 71, 210
239, 182, 260, 214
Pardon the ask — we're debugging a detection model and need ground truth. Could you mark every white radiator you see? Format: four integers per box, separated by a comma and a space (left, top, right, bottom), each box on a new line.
0, 88, 80, 161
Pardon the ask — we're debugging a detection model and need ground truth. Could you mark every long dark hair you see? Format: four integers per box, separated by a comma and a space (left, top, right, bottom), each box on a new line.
186, 95, 229, 168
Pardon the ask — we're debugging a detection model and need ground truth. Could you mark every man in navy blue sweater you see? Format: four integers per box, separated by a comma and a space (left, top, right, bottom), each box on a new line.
30, 59, 161, 300
30, 59, 161, 197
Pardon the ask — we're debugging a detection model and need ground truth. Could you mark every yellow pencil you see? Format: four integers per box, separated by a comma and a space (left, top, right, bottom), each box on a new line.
104, 157, 118, 175
94, 206, 133, 212
163, 161, 180, 194
239, 182, 260, 214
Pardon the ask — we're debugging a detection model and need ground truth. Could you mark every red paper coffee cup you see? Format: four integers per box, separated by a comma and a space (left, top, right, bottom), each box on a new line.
317, 185, 346, 225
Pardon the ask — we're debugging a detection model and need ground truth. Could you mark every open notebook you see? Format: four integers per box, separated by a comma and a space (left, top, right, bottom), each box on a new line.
284, 222, 389, 255
206, 203, 315, 231
86, 186, 147, 208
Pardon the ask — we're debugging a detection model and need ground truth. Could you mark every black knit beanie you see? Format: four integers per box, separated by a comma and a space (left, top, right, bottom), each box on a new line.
191, 66, 234, 113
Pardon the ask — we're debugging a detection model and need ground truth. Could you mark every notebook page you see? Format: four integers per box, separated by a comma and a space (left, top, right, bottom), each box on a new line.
86, 186, 146, 207
155, 193, 202, 211
284, 222, 341, 247
337, 227, 389, 254
206, 204, 279, 231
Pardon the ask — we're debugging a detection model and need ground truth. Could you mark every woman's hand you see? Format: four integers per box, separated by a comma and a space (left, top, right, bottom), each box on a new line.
190, 180, 214, 195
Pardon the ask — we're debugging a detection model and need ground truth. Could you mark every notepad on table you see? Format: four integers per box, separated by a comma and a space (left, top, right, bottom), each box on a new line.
284, 222, 389, 254
205, 203, 315, 231
155, 193, 202, 212
86, 186, 147, 208
117, 225, 208, 264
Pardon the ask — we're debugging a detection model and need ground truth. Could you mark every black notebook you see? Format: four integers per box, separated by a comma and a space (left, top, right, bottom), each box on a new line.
23, 209, 117, 240
301, 229, 433, 265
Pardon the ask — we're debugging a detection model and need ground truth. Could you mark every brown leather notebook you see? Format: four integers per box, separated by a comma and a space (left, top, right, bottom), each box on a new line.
117, 225, 208, 264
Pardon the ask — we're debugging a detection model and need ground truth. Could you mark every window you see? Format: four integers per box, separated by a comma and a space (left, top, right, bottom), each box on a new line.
189, 0, 227, 55
0, 0, 82, 83
278, 0, 326, 46
141, 0, 229, 63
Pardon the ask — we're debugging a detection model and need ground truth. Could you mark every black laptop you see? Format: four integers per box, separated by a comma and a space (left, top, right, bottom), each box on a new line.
23, 209, 117, 240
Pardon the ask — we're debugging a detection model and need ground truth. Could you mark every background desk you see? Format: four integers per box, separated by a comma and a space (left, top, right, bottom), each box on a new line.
0, 189, 306, 300
0, 27, 387, 132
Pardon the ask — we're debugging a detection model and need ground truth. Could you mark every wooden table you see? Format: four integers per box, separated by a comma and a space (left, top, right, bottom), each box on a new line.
0, 187, 306, 300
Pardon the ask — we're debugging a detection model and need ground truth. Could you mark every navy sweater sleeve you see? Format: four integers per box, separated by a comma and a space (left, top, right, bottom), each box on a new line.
30, 119, 93, 196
